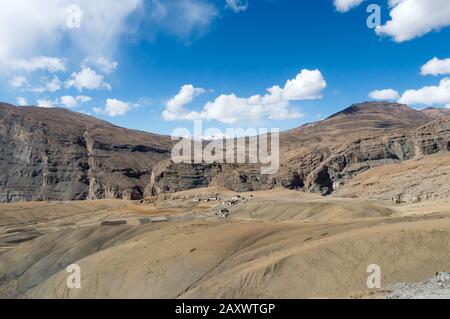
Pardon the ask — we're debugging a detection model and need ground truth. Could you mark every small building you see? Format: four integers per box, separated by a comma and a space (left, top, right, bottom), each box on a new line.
216, 208, 230, 218
223, 200, 238, 206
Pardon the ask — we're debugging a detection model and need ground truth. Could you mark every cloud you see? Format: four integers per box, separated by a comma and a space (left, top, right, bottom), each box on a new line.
35, 95, 91, 109
333, 0, 364, 13
421, 57, 450, 76
369, 89, 400, 100
65, 67, 111, 91
163, 85, 206, 121
141, 0, 218, 41
94, 98, 132, 117
82, 56, 119, 74
59, 95, 91, 109
0, 1, 143, 62
60, 96, 79, 109
226, 0, 248, 13
376, 0, 450, 42
10, 74, 62, 93
10, 76, 28, 88
29, 76, 62, 93
76, 95, 92, 103
0, 0, 221, 99
136, 97, 153, 106
398, 77, 450, 106
0, 1, 67, 60
162, 69, 326, 123
16, 97, 28, 106
9, 56, 66, 73
0, 0, 223, 78
37, 98, 57, 108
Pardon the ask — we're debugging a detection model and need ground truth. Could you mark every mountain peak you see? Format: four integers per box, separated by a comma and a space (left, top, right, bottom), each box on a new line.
328, 101, 412, 119
420, 107, 450, 119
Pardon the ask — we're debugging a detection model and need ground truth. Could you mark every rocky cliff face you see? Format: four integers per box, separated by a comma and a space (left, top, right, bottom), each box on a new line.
1, 102, 449, 202
0, 103, 172, 202
146, 103, 450, 196
304, 116, 450, 195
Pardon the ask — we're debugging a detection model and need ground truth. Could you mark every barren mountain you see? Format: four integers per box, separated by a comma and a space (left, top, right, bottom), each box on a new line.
1, 101, 450, 299
0, 103, 172, 203
334, 152, 450, 203
421, 107, 450, 119
1, 101, 449, 203
148, 102, 450, 196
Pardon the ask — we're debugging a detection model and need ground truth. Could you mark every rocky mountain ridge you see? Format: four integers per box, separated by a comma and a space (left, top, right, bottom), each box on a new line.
1, 102, 449, 203
147, 102, 450, 196
0, 103, 172, 202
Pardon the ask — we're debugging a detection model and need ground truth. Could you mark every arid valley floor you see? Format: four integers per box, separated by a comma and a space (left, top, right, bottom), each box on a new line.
1, 154, 450, 299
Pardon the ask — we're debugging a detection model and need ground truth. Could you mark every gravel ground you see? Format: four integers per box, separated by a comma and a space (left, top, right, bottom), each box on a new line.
386, 272, 450, 299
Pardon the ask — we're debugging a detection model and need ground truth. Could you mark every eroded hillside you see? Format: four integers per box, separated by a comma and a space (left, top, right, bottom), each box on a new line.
1, 102, 449, 203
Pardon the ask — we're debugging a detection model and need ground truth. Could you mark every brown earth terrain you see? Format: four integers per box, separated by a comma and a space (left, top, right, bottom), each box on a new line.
0, 188, 449, 298
0, 103, 172, 202
2, 102, 449, 202
1, 101, 449, 299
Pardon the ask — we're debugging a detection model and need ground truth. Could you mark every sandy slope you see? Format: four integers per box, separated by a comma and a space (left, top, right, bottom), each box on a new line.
334, 153, 450, 203
1, 190, 449, 299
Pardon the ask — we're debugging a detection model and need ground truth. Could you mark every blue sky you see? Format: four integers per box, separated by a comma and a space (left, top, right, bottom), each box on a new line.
1, 0, 450, 135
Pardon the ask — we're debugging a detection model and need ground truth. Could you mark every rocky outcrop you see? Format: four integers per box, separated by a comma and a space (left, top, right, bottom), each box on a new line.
0, 103, 172, 203
386, 272, 450, 299
295, 115, 450, 195
146, 104, 449, 196
1, 102, 449, 202
145, 160, 279, 196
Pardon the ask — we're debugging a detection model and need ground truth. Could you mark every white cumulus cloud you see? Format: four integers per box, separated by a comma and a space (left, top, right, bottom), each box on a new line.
421, 57, 450, 76
0, 1, 143, 62
65, 68, 111, 91
60, 96, 79, 109
162, 69, 326, 123
94, 99, 132, 117
76, 95, 92, 103
82, 56, 119, 74
226, 0, 248, 13
59, 95, 91, 109
36, 95, 92, 109
37, 98, 57, 108
369, 89, 400, 100
376, 0, 450, 42
30, 76, 62, 93
9, 56, 66, 73
398, 77, 450, 106
163, 85, 206, 121
333, 0, 364, 13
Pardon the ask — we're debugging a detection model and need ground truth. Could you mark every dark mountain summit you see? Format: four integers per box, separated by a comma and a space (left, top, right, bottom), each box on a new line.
325, 101, 430, 128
